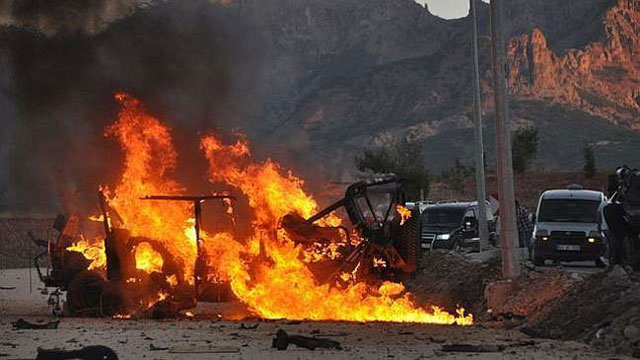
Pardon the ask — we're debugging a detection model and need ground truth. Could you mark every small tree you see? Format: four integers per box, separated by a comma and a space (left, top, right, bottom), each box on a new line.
441, 159, 475, 194
355, 139, 429, 200
583, 144, 596, 179
512, 126, 539, 174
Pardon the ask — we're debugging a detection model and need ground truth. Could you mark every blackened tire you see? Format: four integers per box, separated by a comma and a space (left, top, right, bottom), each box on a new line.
395, 209, 420, 273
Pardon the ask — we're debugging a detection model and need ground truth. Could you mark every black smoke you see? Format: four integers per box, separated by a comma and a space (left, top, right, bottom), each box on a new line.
1, 0, 267, 215
8, 0, 133, 36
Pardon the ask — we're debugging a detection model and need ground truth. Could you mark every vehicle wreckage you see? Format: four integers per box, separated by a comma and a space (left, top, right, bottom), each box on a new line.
32, 191, 235, 317
30, 174, 421, 317
281, 175, 419, 283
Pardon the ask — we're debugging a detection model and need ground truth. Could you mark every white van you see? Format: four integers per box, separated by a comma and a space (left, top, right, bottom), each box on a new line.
530, 186, 607, 266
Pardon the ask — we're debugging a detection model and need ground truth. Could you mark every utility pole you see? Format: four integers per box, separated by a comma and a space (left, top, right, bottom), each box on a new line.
470, 0, 489, 252
490, 0, 520, 279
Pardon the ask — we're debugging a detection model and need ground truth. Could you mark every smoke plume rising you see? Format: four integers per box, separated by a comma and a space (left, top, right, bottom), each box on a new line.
1, 0, 267, 215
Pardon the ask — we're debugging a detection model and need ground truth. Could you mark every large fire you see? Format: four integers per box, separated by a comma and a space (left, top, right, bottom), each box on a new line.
104, 93, 196, 283
68, 93, 472, 325
135, 242, 164, 274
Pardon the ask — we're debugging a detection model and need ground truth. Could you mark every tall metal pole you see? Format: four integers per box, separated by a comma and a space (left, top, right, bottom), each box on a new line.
490, 0, 520, 279
470, 0, 489, 251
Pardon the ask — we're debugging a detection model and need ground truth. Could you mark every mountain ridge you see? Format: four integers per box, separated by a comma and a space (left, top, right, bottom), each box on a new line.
1, 0, 639, 212
505, 0, 639, 126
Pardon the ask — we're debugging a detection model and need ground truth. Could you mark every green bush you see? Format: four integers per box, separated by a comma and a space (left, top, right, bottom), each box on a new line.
441, 159, 475, 193
512, 126, 539, 174
355, 139, 429, 200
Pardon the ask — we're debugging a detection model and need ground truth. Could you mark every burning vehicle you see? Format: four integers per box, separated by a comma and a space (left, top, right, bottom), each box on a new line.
29, 93, 472, 325
33, 191, 236, 317
281, 175, 420, 284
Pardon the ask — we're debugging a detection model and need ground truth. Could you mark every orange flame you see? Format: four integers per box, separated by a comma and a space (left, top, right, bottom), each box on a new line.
166, 275, 178, 287
302, 241, 343, 263
72, 93, 472, 325
378, 281, 406, 297
135, 242, 164, 274
373, 257, 387, 268
200, 134, 473, 325
396, 205, 412, 226
66, 239, 106, 270
104, 93, 196, 282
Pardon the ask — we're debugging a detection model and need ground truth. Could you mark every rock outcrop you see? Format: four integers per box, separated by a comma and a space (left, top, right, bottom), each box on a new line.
506, 0, 639, 127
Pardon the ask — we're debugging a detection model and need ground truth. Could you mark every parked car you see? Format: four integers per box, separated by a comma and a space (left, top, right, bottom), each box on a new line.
419, 201, 496, 252
530, 187, 607, 266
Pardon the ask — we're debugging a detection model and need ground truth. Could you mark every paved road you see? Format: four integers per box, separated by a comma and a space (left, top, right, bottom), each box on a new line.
533, 260, 606, 275
0, 268, 627, 360
522, 247, 608, 275
466, 248, 607, 275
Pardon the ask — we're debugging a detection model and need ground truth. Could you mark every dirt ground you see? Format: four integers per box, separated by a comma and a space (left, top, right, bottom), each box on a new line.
0, 268, 628, 360
409, 250, 640, 358
407, 250, 502, 316
521, 266, 640, 357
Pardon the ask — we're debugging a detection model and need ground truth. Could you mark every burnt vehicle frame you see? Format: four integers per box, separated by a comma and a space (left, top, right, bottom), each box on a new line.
32, 175, 419, 315
31, 190, 235, 317
282, 174, 420, 283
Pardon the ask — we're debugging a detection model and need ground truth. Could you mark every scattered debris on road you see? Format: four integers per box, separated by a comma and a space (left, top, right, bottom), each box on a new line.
12, 319, 60, 330
148, 344, 168, 351
35, 345, 118, 360
272, 329, 342, 351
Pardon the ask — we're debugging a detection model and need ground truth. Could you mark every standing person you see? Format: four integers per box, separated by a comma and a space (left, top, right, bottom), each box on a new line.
516, 200, 534, 249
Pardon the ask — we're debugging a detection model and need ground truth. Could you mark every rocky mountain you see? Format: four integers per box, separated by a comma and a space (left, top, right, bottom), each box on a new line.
506, 0, 639, 126
253, 0, 640, 174
0, 0, 638, 212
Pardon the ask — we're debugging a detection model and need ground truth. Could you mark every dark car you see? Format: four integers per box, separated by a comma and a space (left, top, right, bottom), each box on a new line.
419, 201, 496, 252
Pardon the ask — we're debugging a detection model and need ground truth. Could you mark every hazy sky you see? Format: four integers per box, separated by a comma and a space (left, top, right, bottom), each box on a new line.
415, 0, 489, 19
